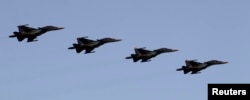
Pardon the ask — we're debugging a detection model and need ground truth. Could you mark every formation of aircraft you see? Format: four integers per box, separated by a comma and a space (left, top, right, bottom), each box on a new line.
9, 24, 64, 42
68, 36, 122, 54
176, 59, 228, 74
125, 47, 178, 62
8, 24, 229, 74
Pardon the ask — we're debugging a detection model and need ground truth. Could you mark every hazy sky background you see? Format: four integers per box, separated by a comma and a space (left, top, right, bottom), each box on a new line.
0, 0, 250, 100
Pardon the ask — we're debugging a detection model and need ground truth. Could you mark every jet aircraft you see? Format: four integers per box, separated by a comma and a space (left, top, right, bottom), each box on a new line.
125, 47, 178, 62
176, 59, 228, 74
9, 24, 64, 42
68, 36, 122, 54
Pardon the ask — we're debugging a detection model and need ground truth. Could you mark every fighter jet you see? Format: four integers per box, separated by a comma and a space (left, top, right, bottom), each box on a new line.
9, 24, 64, 42
68, 36, 122, 54
125, 47, 178, 62
176, 59, 228, 74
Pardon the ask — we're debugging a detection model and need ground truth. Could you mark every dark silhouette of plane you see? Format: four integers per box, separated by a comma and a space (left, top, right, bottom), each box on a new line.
9, 24, 64, 42
125, 47, 178, 62
68, 36, 122, 54
176, 59, 228, 74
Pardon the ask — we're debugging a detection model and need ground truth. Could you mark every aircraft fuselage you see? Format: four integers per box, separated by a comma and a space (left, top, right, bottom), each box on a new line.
18, 29, 44, 36
186, 63, 208, 69
136, 52, 157, 58
79, 41, 100, 47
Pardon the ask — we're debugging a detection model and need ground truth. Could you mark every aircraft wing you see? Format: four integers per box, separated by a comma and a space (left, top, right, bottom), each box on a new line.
191, 70, 200, 74
27, 36, 37, 42
85, 47, 95, 53
191, 66, 208, 74
17, 24, 37, 32
17, 36, 26, 42
141, 57, 152, 62
185, 60, 192, 67
77, 37, 95, 44
134, 48, 152, 54
186, 60, 202, 66
76, 48, 84, 53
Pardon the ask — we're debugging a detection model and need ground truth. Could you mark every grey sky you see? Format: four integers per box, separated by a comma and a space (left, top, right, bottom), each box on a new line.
1, 0, 250, 100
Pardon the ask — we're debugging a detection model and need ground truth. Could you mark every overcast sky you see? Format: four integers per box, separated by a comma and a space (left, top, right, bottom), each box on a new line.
1, 0, 250, 100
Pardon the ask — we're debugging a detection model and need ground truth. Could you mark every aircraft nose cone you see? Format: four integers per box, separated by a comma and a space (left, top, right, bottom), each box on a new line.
172, 49, 178, 52
115, 39, 122, 41
57, 27, 64, 30
222, 61, 228, 64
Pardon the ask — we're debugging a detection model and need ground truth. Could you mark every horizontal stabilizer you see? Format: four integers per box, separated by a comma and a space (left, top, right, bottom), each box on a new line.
9, 32, 19, 38
68, 44, 78, 49
9, 35, 16, 38
176, 66, 185, 71
126, 54, 136, 59
176, 68, 183, 71
125, 54, 140, 62
68, 47, 74, 49
177, 66, 191, 74
125, 56, 132, 59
